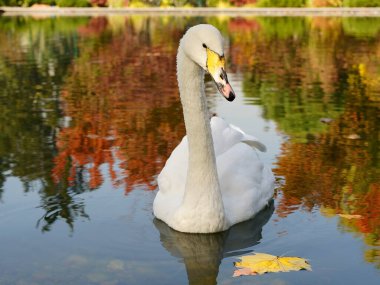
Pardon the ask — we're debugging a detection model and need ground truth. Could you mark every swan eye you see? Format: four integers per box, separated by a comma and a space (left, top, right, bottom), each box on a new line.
202, 43, 207, 48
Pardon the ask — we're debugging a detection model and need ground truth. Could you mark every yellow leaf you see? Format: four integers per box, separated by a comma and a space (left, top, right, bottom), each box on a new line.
234, 253, 311, 276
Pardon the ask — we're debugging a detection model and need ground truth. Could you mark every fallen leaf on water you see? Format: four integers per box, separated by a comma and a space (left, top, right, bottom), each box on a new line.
338, 214, 363, 219
233, 253, 311, 276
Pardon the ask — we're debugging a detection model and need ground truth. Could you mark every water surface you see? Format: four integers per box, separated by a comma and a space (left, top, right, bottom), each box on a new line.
0, 15, 379, 285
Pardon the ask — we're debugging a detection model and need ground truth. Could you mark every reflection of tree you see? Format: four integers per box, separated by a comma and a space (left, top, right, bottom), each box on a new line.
37, 181, 90, 233
275, 65, 380, 268
227, 16, 380, 269
0, 16, 189, 232
0, 17, 90, 230
53, 16, 186, 194
240, 17, 341, 141
1, 15, 379, 247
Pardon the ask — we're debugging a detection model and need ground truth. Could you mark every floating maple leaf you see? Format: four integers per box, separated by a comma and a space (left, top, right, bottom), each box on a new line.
233, 253, 311, 276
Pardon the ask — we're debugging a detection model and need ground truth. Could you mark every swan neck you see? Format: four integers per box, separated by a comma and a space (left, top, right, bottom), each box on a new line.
177, 47, 225, 223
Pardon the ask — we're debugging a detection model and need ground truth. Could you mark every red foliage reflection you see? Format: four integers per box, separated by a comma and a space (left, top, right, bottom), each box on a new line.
52, 17, 185, 194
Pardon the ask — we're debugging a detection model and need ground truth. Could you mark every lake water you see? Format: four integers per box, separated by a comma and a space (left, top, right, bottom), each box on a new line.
0, 15, 379, 285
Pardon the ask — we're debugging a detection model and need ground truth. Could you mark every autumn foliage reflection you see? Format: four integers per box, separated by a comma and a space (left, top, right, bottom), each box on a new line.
224, 16, 380, 268
273, 55, 380, 268
17, 15, 377, 252
52, 17, 185, 194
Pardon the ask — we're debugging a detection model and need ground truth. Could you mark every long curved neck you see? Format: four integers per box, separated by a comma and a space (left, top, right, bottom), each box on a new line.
177, 47, 224, 217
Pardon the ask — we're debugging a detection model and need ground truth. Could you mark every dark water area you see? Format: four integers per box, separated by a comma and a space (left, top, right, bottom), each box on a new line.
0, 15, 379, 285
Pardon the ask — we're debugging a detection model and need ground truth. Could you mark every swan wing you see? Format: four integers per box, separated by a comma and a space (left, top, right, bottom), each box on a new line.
228, 124, 266, 152
217, 143, 274, 225
153, 137, 188, 222
211, 117, 267, 154
157, 136, 188, 194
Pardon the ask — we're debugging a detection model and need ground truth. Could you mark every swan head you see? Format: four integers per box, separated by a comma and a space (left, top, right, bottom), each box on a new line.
180, 24, 235, 101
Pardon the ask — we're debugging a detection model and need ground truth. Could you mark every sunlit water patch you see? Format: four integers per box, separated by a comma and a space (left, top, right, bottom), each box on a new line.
0, 15, 379, 285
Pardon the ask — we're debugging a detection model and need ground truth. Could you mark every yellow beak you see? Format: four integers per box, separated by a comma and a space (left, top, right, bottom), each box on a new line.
206, 48, 235, 102
206, 48, 225, 76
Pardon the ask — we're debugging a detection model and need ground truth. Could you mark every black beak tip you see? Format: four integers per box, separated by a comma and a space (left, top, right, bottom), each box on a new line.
227, 92, 235, 102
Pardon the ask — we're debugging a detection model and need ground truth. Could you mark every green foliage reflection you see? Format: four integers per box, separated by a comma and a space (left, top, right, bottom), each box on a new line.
0, 16, 89, 229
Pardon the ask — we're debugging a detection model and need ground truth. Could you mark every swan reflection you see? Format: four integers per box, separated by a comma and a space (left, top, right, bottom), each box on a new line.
154, 200, 274, 285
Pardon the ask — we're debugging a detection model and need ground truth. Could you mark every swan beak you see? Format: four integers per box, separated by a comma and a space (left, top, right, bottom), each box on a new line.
214, 69, 235, 102
206, 48, 235, 102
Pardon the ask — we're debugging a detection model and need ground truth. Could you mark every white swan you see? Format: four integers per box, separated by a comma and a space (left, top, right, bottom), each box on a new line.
153, 24, 274, 233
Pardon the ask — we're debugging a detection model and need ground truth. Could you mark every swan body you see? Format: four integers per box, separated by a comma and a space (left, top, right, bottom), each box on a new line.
153, 24, 274, 233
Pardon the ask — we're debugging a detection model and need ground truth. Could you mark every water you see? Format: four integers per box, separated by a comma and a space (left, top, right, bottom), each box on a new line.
0, 15, 379, 285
